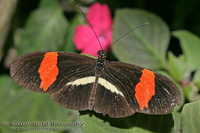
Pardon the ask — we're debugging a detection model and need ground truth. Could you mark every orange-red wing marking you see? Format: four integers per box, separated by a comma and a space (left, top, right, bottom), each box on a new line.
135, 69, 155, 110
38, 52, 59, 91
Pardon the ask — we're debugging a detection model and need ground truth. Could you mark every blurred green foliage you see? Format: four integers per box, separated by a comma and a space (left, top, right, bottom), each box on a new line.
0, 0, 200, 133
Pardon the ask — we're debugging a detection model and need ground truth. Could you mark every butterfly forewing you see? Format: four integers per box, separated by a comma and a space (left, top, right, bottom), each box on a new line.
10, 51, 97, 110
10, 52, 46, 93
93, 69, 136, 117
104, 61, 181, 115
50, 52, 96, 110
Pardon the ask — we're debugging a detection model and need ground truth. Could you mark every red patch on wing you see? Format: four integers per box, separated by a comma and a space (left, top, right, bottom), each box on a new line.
135, 69, 155, 110
38, 52, 59, 91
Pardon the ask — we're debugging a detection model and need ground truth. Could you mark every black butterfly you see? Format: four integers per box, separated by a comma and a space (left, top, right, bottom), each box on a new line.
10, 50, 181, 118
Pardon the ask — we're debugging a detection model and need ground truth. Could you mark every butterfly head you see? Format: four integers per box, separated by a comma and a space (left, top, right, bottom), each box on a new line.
97, 50, 107, 60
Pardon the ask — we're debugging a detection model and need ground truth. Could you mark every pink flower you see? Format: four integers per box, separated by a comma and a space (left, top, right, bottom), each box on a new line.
73, 3, 113, 57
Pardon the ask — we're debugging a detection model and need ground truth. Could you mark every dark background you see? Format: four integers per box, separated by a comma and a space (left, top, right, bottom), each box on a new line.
1, 0, 200, 73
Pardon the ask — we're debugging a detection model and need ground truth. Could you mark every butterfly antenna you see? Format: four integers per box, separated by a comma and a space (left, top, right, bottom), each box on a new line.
105, 22, 149, 51
76, 5, 103, 50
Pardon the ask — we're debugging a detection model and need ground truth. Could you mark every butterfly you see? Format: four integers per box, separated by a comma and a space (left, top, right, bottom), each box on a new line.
10, 49, 181, 118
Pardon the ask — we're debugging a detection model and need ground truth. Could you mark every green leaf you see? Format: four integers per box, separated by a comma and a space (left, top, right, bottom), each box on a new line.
172, 30, 200, 71
168, 52, 188, 82
80, 111, 174, 133
62, 14, 85, 52
181, 100, 200, 133
17, 5, 68, 55
81, 53, 97, 59
0, 0, 18, 61
113, 9, 170, 70
172, 112, 181, 133
193, 68, 200, 88
0, 75, 81, 132
183, 84, 199, 102
39, 0, 59, 9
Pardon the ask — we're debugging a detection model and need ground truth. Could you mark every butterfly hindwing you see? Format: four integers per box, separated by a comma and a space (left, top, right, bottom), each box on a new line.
93, 73, 135, 117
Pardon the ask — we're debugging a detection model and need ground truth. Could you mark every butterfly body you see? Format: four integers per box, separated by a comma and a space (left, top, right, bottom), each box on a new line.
10, 50, 181, 118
